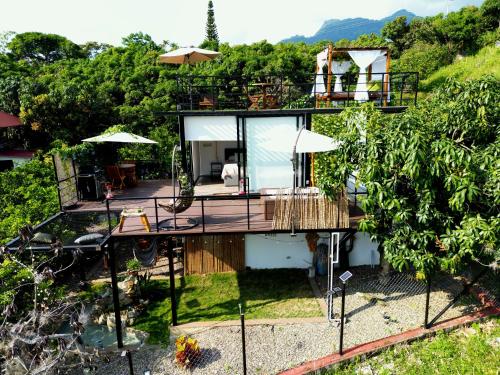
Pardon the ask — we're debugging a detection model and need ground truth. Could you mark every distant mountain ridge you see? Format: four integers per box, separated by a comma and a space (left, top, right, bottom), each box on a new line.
281, 9, 416, 44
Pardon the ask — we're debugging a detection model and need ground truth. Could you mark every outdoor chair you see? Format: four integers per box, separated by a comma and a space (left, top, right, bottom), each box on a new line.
106, 165, 126, 190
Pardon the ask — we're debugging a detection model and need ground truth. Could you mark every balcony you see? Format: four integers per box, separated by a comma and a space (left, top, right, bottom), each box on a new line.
64, 180, 364, 237
174, 72, 419, 112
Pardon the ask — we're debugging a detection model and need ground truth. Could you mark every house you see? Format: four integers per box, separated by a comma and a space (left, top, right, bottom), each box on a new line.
6, 47, 418, 272
0, 111, 34, 171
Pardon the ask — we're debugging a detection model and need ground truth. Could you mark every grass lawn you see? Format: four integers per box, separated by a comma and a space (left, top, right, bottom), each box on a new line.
132, 269, 322, 345
324, 318, 500, 375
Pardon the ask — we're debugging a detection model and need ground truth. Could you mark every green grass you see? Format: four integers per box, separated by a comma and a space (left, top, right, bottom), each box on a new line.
132, 269, 322, 345
324, 318, 500, 375
421, 45, 500, 92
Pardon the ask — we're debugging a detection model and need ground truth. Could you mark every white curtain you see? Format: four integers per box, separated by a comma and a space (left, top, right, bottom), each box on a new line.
331, 61, 352, 93
310, 48, 328, 96
371, 53, 390, 101
348, 50, 384, 101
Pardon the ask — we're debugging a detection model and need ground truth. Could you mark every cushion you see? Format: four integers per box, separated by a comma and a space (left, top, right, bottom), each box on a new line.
74, 233, 104, 245
32, 232, 54, 244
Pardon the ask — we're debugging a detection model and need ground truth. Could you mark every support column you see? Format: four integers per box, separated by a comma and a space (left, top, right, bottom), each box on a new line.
108, 239, 124, 348
167, 238, 178, 326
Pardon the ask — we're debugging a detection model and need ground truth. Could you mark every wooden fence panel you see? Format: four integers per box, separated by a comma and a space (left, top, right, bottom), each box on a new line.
185, 234, 245, 274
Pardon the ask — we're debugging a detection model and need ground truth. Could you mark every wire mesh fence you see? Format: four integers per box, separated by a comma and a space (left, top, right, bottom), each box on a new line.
68, 266, 497, 375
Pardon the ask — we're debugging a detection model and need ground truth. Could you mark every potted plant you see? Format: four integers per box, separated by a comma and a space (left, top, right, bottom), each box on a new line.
175, 335, 201, 369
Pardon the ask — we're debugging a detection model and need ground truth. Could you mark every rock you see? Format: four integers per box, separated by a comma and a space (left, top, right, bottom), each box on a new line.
106, 315, 116, 330
97, 313, 107, 325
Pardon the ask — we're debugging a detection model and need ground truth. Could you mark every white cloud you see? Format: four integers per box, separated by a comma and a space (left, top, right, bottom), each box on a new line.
0, 0, 485, 47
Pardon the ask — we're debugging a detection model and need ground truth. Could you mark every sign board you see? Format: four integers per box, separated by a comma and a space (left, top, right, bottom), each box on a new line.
339, 270, 353, 283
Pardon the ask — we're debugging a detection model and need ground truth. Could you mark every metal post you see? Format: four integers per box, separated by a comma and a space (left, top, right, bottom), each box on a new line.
109, 240, 124, 348
424, 275, 431, 328
239, 304, 247, 375
154, 198, 159, 232
167, 238, 178, 326
106, 199, 112, 234
339, 282, 346, 355
201, 199, 206, 232
246, 194, 250, 230
126, 350, 134, 375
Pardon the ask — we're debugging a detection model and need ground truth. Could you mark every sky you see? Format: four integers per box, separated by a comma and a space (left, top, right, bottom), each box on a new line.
1, 0, 485, 47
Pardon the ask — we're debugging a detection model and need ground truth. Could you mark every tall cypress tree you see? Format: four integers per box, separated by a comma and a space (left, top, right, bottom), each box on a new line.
203, 1, 219, 50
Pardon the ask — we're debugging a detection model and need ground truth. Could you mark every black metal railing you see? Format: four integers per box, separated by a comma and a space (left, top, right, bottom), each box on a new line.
104, 191, 352, 235
174, 72, 419, 111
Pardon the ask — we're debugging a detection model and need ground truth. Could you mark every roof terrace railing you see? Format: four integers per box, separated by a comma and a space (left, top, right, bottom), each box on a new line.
174, 72, 419, 111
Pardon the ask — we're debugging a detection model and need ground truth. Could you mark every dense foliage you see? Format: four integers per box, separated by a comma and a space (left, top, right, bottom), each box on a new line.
0, 157, 58, 243
314, 76, 499, 275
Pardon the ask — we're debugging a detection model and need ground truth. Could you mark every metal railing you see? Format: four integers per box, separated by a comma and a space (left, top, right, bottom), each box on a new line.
104, 191, 351, 235
174, 72, 419, 111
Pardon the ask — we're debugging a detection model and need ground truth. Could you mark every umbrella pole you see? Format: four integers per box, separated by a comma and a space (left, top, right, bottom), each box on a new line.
291, 126, 305, 236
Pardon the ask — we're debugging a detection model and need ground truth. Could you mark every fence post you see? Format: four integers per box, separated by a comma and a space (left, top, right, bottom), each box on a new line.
339, 281, 346, 355
424, 275, 431, 328
239, 303, 247, 375
122, 350, 134, 375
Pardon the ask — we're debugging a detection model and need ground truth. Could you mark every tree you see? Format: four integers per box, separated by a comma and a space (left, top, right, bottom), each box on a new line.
381, 16, 411, 58
201, 1, 219, 50
8, 32, 84, 63
481, 0, 500, 30
0, 228, 92, 374
394, 42, 452, 79
0, 158, 59, 243
313, 77, 500, 275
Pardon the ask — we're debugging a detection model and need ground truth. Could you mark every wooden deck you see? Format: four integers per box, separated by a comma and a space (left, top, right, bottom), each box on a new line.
67, 180, 364, 237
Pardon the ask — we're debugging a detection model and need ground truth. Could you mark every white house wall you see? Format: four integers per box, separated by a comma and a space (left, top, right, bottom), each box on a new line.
349, 232, 380, 267
244, 231, 380, 269
245, 233, 313, 269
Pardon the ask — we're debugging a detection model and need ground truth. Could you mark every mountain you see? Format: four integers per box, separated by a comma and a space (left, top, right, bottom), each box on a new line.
281, 9, 416, 44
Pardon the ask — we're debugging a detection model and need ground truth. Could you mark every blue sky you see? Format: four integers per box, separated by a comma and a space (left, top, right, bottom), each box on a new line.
1, 0, 485, 47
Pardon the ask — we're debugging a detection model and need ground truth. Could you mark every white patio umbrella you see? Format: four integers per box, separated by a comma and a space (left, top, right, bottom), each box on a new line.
260, 128, 341, 153
261, 127, 341, 235
159, 47, 221, 65
82, 132, 157, 144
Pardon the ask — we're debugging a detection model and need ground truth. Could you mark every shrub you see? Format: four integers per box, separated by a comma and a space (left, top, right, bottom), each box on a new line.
175, 335, 201, 368
393, 42, 453, 80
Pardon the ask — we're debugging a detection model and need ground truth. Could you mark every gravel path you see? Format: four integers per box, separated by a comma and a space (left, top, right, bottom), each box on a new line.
88, 270, 482, 375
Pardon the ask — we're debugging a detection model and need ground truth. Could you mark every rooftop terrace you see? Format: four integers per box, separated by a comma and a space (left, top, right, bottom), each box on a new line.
173, 72, 418, 112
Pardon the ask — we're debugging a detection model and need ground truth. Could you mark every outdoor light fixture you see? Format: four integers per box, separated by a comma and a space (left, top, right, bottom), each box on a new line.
339, 270, 353, 283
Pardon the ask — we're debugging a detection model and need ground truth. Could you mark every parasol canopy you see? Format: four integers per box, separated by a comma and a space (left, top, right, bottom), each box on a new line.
0, 112, 22, 128
82, 132, 157, 144
159, 47, 221, 65
260, 128, 341, 153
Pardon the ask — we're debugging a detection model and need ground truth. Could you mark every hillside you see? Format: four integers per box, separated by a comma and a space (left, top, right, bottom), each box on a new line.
420, 45, 500, 92
281, 9, 416, 44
